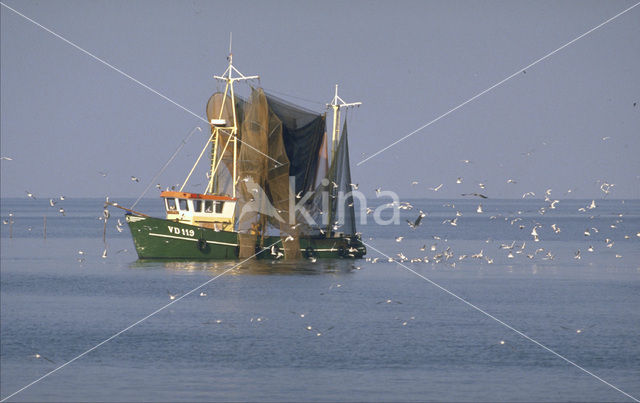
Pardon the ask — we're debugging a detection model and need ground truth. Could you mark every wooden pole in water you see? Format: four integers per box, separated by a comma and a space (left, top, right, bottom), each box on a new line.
9, 213, 13, 238
43, 216, 47, 239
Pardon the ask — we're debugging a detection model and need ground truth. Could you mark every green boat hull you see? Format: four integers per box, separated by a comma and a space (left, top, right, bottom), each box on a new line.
125, 214, 366, 260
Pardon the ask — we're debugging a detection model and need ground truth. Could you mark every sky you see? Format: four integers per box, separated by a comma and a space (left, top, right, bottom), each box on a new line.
1, 0, 639, 201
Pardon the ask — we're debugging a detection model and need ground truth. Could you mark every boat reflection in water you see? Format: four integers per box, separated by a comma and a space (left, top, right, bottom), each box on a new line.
129, 259, 358, 276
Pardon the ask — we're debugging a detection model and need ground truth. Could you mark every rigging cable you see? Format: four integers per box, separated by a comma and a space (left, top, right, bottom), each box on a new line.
130, 126, 203, 209
261, 87, 326, 108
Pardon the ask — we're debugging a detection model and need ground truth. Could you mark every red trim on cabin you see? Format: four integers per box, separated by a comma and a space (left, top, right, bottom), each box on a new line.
160, 191, 237, 201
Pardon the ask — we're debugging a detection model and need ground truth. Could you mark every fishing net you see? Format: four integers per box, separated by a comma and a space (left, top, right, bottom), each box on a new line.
206, 87, 332, 259
307, 121, 356, 236
234, 89, 301, 258
329, 121, 356, 236
264, 93, 326, 196
206, 92, 243, 193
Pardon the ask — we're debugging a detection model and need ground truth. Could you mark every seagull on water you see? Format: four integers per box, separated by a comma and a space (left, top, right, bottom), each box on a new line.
167, 290, 179, 300
561, 324, 596, 334
30, 353, 54, 363
377, 299, 402, 304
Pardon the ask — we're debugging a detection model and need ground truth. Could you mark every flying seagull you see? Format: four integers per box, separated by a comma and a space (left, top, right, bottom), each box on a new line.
407, 211, 426, 229
461, 193, 487, 199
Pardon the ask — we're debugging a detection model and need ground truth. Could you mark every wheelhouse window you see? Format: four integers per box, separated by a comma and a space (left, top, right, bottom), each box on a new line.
201, 200, 225, 214
166, 198, 177, 211
215, 201, 224, 213
194, 200, 203, 212
178, 199, 189, 211
204, 200, 213, 213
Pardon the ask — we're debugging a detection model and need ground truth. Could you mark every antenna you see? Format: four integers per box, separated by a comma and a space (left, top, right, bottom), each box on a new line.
214, 36, 259, 83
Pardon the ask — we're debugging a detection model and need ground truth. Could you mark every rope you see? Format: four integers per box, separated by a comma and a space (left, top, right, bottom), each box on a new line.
130, 126, 203, 209
261, 87, 326, 107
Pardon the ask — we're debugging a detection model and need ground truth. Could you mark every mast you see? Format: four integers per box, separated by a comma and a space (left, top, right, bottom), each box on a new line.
326, 85, 361, 234
327, 84, 361, 158
212, 53, 259, 198
180, 51, 258, 198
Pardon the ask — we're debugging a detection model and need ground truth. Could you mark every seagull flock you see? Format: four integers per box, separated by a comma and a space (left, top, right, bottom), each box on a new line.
7, 170, 637, 268
361, 172, 636, 269
5, 165, 636, 367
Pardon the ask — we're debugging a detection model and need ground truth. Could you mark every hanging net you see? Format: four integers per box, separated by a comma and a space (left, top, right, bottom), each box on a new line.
205, 87, 332, 259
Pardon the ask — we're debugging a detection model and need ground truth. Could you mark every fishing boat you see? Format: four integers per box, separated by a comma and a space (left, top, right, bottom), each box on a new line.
118, 53, 366, 260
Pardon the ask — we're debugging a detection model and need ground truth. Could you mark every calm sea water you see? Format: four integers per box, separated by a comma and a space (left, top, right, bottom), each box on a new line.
1, 197, 639, 402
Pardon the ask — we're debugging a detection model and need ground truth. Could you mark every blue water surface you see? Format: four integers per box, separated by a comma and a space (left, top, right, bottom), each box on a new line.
1, 197, 639, 402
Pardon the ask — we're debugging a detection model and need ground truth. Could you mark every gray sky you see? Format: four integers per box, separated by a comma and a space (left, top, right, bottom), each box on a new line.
1, 0, 639, 200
